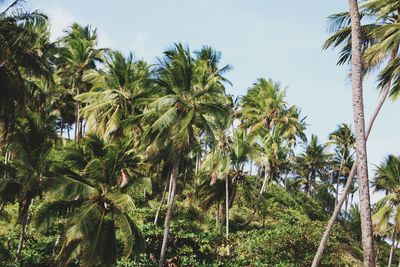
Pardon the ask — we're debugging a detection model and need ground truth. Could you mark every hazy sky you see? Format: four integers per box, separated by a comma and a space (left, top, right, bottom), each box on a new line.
28, 0, 399, 201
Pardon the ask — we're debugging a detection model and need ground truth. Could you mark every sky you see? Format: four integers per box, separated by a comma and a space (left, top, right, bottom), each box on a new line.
26, 0, 399, 202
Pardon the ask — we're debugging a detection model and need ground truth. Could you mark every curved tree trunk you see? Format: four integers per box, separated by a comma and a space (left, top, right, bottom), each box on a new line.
158, 160, 179, 267
311, 12, 396, 267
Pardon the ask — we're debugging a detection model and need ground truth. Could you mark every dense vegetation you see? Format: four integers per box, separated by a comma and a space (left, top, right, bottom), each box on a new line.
1, 0, 400, 266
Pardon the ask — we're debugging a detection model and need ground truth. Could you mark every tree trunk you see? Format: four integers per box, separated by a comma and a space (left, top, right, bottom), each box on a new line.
388, 228, 397, 267
335, 150, 345, 209
348, 0, 375, 264
158, 160, 179, 267
260, 163, 269, 194
311, 6, 396, 267
225, 175, 230, 255
154, 176, 169, 225
74, 87, 80, 144
16, 197, 31, 262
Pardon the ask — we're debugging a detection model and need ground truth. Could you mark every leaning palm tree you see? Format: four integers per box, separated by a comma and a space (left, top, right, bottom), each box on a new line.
77, 51, 153, 139
140, 43, 232, 266
0, 111, 56, 261
313, 0, 400, 264
35, 135, 145, 266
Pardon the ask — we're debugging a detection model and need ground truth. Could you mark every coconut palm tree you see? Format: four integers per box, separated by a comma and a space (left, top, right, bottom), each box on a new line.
0, 111, 57, 261
35, 135, 145, 266
77, 50, 153, 139
140, 43, 232, 266
0, 7, 53, 138
372, 185, 400, 267
371, 154, 400, 266
295, 135, 331, 196
252, 133, 292, 194
373, 155, 400, 196
348, 0, 375, 264
56, 23, 105, 143
328, 123, 355, 207
239, 78, 287, 137
313, 0, 400, 263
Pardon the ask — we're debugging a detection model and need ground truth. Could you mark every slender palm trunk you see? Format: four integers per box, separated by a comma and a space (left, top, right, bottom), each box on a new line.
348, 1, 375, 264
16, 197, 31, 262
335, 151, 345, 209
388, 228, 397, 267
260, 163, 270, 194
158, 160, 179, 267
74, 87, 80, 143
225, 175, 230, 255
154, 176, 169, 225
312, 9, 396, 267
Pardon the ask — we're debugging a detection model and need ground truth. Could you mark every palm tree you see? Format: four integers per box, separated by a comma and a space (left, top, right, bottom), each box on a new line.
140, 43, 232, 266
313, 0, 400, 263
77, 50, 153, 139
373, 155, 400, 195
372, 185, 400, 267
35, 135, 145, 266
348, 0, 375, 264
372, 155, 400, 267
295, 135, 331, 196
0, 6, 53, 138
252, 133, 292, 194
238, 78, 306, 193
239, 78, 287, 137
198, 128, 253, 252
328, 123, 355, 208
56, 23, 105, 143
0, 111, 56, 261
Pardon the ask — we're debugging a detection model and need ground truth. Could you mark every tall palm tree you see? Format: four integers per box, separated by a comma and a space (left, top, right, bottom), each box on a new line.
295, 135, 331, 196
0, 6, 53, 138
252, 133, 292, 194
140, 43, 232, 266
239, 78, 287, 137
313, 0, 400, 263
77, 51, 153, 139
56, 23, 105, 143
238, 78, 306, 192
371, 154, 400, 266
35, 135, 145, 266
328, 123, 355, 207
348, 0, 375, 264
372, 184, 400, 267
373, 155, 400, 195
0, 111, 56, 261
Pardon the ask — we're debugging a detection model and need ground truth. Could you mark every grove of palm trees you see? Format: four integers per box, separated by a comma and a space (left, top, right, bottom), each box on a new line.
1, 0, 400, 266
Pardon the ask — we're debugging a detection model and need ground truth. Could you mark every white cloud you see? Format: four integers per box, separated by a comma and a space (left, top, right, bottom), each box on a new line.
45, 6, 75, 41
38, 6, 113, 48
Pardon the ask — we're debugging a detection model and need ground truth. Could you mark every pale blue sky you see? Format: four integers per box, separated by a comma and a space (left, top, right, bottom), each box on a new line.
29, 0, 399, 201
